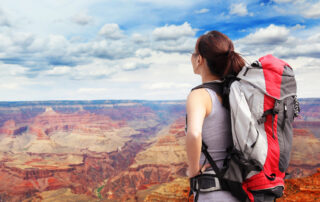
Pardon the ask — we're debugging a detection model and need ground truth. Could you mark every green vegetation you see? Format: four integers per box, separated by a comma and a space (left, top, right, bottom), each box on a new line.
97, 185, 105, 199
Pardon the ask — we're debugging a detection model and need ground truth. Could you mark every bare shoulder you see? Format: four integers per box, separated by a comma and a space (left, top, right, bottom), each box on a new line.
186, 88, 211, 110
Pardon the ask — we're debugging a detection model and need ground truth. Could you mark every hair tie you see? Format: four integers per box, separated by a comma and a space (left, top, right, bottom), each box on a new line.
227, 49, 234, 56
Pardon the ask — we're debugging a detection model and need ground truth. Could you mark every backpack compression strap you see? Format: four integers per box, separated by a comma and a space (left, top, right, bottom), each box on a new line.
201, 141, 224, 178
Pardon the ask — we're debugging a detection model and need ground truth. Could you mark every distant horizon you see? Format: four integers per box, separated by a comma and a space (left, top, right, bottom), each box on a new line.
0, 97, 318, 104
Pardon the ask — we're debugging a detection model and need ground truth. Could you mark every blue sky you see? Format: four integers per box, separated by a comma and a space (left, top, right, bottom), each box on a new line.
0, 0, 319, 101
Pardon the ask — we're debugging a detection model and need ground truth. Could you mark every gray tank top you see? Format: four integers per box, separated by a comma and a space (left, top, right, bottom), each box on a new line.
200, 88, 233, 169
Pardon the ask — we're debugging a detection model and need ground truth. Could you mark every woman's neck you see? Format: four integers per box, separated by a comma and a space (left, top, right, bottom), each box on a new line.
201, 73, 221, 83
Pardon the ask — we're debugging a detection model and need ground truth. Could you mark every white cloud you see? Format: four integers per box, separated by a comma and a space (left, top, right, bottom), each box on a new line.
229, 3, 248, 16
121, 62, 150, 71
90, 39, 133, 59
136, 0, 195, 7
0, 62, 28, 76
291, 24, 305, 31
235, 24, 320, 62
195, 8, 209, 14
71, 59, 117, 80
0, 8, 11, 27
99, 23, 124, 39
301, 1, 320, 18
273, 0, 305, 3
272, 0, 320, 19
0, 33, 12, 51
132, 33, 148, 44
43, 66, 72, 76
154, 37, 196, 53
237, 24, 290, 46
47, 35, 69, 54
152, 22, 196, 41
71, 11, 93, 25
143, 82, 191, 90
77, 88, 109, 93
135, 48, 152, 58
0, 83, 20, 89
11, 32, 34, 47
273, 36, 320, 59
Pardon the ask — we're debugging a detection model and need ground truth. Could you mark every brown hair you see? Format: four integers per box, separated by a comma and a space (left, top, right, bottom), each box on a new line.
196, 31, 245, 78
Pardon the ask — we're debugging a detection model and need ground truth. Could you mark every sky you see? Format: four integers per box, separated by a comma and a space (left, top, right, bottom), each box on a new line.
0, 0, 319, 101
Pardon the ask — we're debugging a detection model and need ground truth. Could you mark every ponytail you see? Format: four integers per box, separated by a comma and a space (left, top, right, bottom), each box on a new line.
224, 50, 245, 77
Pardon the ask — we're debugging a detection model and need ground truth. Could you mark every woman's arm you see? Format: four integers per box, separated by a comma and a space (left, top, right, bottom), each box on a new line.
186, 89, 210, 178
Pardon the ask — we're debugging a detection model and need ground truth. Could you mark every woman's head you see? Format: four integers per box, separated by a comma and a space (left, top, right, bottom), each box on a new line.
193, 31, 245, 78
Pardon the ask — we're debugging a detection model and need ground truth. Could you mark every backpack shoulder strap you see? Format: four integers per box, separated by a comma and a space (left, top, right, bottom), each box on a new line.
191, 82, 223, 96
191, 77, 239, 108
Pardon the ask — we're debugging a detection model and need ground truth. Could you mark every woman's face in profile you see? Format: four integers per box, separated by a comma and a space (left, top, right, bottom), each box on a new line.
191, 38, 201, 75
191, 50, 199, 75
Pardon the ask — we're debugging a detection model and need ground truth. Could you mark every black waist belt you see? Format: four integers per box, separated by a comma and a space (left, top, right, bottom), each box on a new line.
189, 170, 222, 202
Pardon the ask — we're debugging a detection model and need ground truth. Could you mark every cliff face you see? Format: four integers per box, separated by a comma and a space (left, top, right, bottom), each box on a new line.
100, 117, 188, 201
144, 178, 192, 202
287, 128, 320, 178
278, 168, 320, 202
0, 100, 187, 201
0, 107, 137, 154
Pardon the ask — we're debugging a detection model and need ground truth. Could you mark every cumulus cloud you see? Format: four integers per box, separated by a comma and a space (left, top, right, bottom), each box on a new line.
229, 3, 249, 16
71, 12, 93, 25
272, 0, 320, 19
143, 82, 191, 90
273, 32, 320, 59
0, 8, 11, 27
0, 17, 199, 81
237, 24, 290, 46
291, 24, 306, 31
136, 0, 195, 7
77, 88, 109, 93
235, 23, 320, 62
99, 23, 124, 39
0, 33, 13, 51
152, 22, 196, 41
0, 62, 28, 77
135, 48, 152, 58
150, 22, 197, 53
273, 0, 305, 3
154, 37, 196, 53
43, 66, 72, 76
90, 39, 134, 59
301, 1, 320, 18
12, 32, 34, 48
71, 61, 116, 80
195, 8, 209, 14
131, 33, 148, 44
122, 62, 150, 71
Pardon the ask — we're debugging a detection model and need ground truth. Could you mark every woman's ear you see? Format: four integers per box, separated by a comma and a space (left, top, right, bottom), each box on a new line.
198, 54, 204, 66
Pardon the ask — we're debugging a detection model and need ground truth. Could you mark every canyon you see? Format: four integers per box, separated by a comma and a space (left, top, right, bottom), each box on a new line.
0, 99, 318, 201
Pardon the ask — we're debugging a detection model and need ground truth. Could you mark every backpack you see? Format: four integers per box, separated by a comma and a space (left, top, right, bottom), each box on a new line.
187, 54, 300, 202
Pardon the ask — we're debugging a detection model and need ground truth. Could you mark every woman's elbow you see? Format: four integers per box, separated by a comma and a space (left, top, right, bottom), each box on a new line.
186, 130, 201, 140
